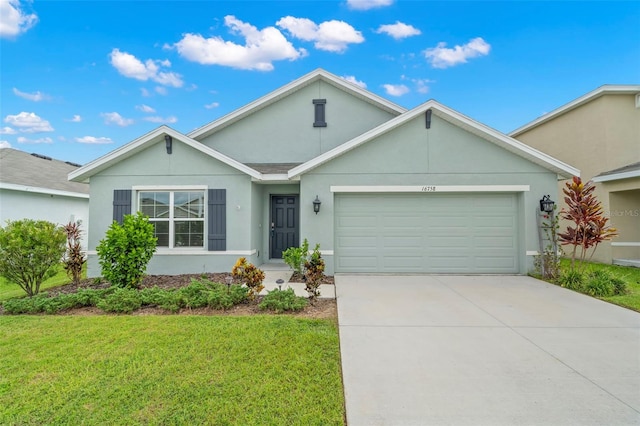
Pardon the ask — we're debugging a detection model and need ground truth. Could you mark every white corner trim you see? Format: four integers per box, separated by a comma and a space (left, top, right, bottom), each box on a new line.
330, 185, 530, 193
611, 242, 640, 247
0, 182, 90, 199
592, 170, 640, 183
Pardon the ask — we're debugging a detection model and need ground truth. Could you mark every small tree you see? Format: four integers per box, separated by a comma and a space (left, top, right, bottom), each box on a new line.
96, 212, 157, 288
282, 238, 309, 276
0, 219, 66, 297
63, 220, 85, 285
558, 176, 617, 271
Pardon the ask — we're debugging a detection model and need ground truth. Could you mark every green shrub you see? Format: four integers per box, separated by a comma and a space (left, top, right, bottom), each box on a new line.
96, 212, 157, 289
610, 276, 628, 295
140, 286, 182, 313
304, 244, 325, 302
178, 280, 213, 308
97, 288, 142, 313
259, 288, 308, 313
232, 257, 265, 300
3, 294, 50, 314
205, 282, 248, 310
583, 270, 628, 297
558, 269, 584, 291
0, 219, 67, 297
282, 239, 309, 275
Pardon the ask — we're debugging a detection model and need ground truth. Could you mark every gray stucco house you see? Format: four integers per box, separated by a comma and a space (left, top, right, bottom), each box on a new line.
70, 69, 578, 277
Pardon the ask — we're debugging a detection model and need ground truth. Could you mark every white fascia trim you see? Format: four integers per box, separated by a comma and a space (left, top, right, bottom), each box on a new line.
255, 174, 291, 182
69, 126, 262, 182
188, 69, 406, 140
611, 242, 640, 247
330, 185, 530, 193
592, 170, 640, 182
510, 85, 640, 136
86, 249, 257, 256
0, 182, 89, 199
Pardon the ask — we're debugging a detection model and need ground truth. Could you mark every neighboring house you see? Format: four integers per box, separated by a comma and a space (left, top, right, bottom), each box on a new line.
70, 69, 577, 277
511, 85, 640, 266
0, 148, 89, 233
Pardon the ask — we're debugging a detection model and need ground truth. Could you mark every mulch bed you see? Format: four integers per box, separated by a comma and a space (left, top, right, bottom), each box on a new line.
5, 273, 337, 319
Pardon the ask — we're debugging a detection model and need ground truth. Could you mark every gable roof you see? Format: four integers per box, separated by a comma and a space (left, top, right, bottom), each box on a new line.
69, 126, 262, 183
288, 100, 579, 180
188, 68, 407, 140
593, 161, 640, 182
510, 85, 640, 137
0, 148, 89, 197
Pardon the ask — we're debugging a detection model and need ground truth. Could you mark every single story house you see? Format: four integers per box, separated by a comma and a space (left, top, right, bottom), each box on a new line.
70, 69, 578, 277
1, 147, 89, 232
511, 85, 640, 267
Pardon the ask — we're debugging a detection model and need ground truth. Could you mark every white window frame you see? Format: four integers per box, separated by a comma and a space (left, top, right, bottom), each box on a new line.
134, 186, 207, 250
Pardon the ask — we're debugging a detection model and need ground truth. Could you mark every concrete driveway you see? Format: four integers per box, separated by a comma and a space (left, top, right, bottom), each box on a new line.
336, 275, 640, 426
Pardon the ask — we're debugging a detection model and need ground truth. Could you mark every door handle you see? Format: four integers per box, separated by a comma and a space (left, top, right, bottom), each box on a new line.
271, 222, 275, 237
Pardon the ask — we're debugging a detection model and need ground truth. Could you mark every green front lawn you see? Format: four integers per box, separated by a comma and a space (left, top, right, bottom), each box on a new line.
557, 259, 640, 312
0, 315, 345, 425
0, 265, 76, 301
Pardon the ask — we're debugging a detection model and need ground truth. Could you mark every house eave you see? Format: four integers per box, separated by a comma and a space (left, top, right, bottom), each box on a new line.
0, 182, 90, 199
593, 170, 640, 183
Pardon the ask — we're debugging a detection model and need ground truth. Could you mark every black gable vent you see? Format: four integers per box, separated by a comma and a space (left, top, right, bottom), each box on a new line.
65, 161, 82, 167
31, 153, 52, 161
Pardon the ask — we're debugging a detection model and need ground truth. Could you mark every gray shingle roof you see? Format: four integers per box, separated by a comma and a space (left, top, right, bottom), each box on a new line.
0, 148, 89, 194
595, 161, 640, 177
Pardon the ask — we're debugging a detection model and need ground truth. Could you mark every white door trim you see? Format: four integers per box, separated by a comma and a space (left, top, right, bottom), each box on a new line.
330, 185, 530, 193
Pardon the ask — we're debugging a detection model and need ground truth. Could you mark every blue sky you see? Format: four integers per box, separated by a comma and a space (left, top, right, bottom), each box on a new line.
1, 0, 639, 165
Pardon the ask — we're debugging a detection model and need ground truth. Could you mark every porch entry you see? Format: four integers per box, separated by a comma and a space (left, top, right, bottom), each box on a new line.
270, 195, 299, 259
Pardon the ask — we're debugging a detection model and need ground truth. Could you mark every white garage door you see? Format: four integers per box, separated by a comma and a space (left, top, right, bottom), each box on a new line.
334, 193, 520, 273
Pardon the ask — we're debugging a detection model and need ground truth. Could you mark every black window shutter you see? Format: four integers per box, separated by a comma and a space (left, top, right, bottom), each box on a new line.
208, 189, 226, 251
113, 189, 132, 224
313, 99, 327, 127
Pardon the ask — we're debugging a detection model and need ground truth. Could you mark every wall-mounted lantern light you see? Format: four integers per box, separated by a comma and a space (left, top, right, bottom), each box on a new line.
313, 195, 321, 214
165, 135, 173, 154
539, 195, 555, 213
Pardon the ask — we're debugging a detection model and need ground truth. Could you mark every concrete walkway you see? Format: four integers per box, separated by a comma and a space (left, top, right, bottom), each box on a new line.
336, 275, 640, 426
259, 262, 335, 298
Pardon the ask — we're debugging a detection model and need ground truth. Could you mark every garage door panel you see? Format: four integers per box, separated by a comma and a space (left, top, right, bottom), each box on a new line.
335, 193, 520, 273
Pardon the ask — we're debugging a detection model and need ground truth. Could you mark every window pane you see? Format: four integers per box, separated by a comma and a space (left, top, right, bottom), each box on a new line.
153, 221, 169, 247
175, 191, 204, 218
174, 220, 204, 247
140, 192, 170, 219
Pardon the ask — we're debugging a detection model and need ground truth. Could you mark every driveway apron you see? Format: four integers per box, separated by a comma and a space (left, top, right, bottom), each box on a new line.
336, 275, 640, 426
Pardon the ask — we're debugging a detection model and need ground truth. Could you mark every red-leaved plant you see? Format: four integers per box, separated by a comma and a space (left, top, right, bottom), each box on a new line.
63, 221, 86, 285
558, 177, 617, 271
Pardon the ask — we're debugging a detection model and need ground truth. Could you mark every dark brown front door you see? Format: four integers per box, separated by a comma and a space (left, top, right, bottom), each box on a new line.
270, 195, 299, 258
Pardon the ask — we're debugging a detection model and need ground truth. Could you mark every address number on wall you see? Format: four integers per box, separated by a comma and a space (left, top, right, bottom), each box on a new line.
421, 186, 437, 192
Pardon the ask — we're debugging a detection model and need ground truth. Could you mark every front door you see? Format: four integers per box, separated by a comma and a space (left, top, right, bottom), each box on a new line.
270, 195, 299, 259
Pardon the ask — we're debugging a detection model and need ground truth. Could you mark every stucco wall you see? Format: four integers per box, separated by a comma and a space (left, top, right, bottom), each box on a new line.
0, 189, 89, 246
198, 80, 397, 164
298, 114, 560, 274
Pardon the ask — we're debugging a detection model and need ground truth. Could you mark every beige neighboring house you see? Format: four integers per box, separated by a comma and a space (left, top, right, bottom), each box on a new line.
0, 148, 89, 235
511, 85, 640, 267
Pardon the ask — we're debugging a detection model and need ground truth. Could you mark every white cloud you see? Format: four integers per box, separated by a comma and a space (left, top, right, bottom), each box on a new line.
424, 37, 491, 68
4, 112, 53, 133
136, 104, 156, 113
0, 126, 17, 134
204, 102, 220, 109
143, 116, 178, 124
401, 75, 434, 94
174, 15, 306, 71
375, 22, 420, 40
383, 84, 409, 96
101, 112, 134, 127
66, 114, 82, 122
346, 0, 393, 10
140, 88, 151, 97
13, 87, 50, 101
0, 140, 11, 149
17, 136, 53, 144
341, 75, 367, 89
109, 48, 184, 87
277, 16, 364, 53
75, 136, 113, 144
0, 0, 38, 38
155, 86, 167, 95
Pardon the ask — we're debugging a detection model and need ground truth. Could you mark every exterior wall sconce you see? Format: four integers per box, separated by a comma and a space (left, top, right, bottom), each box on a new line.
539, 195, 555, 213
165, 135, 173, 154
313, 195, 321, 214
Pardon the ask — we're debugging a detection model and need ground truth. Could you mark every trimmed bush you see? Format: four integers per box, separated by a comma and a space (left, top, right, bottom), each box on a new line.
96, 288, 143, 313
259, 288, 308, 313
